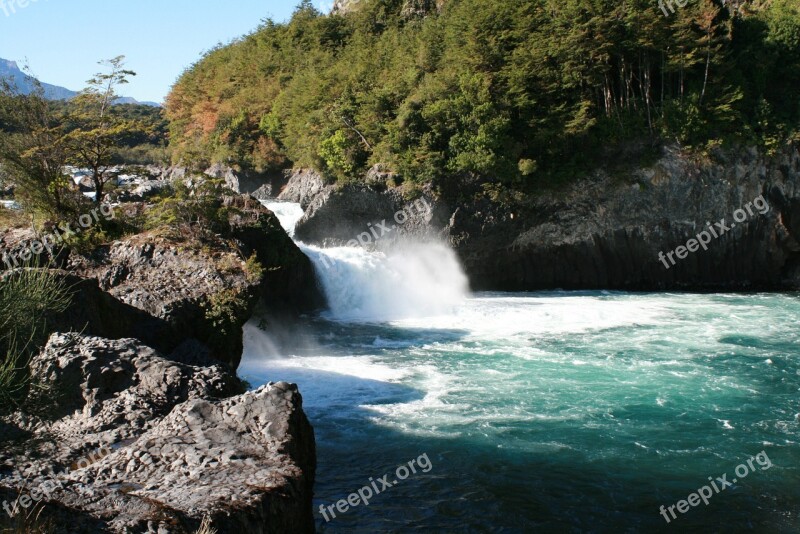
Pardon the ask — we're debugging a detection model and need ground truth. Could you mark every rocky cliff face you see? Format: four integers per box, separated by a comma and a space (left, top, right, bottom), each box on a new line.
204, 164, 279, 200
331, 0, 364, 14
456, 145, 800, 290
280, 167, 449, 247
0, 194, 325, 368
291, 144, 800, 291
63, 195, 322, 368
224, 195, 325, 312
0, 334, 316, 533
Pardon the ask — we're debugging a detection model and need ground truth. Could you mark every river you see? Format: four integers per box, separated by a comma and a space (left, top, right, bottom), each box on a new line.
240, 201, 800, 532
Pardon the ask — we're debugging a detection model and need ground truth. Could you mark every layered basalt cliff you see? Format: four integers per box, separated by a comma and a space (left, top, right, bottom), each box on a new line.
289, 145, 800, 291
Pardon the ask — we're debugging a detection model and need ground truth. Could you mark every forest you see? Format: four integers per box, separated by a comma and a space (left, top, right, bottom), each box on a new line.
166, 0, 800, 190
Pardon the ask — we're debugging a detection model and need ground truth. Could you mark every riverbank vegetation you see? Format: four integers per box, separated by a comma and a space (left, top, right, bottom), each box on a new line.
0, 57, 168, 218
166, 0, 800, 189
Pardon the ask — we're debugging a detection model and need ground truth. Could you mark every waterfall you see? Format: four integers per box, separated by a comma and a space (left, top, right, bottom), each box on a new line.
263, 201, 305, 238
264, 201, 469, 322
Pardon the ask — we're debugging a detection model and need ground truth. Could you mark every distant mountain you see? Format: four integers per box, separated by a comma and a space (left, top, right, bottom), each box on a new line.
0, 58, 161, 107
0, 58, 77, 100
113, 96, 161, 107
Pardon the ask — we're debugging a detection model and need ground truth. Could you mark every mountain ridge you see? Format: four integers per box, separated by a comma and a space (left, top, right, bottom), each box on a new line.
0, 58, 160, 106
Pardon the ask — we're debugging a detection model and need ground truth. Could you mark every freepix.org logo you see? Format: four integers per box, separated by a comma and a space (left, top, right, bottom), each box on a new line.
0, 0, 45, 18
658, 0, 690, 17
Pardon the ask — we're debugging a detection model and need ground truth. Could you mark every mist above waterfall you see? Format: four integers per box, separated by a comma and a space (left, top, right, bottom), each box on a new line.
263, 200, 469, 323
301, 241, 469, 322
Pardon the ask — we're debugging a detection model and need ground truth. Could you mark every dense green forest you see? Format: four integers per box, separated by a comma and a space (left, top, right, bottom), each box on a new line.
166, 0, 800, 189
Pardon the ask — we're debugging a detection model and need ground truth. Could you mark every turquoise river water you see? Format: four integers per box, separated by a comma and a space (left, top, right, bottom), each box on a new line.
239, 202, 800, 533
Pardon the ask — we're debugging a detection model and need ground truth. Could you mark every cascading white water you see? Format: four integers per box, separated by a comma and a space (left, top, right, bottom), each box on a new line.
263, 200, 469, 322
264, 201, 305, 238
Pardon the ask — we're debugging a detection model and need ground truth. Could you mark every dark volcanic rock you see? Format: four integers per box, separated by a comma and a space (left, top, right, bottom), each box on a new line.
456, 145, 800, 291
205, 164, 277, 199
294, 184, 396, 245
0, 333, 315, 533
0, 228, 67, 269
294, 183, 448, 247
277, 169, 326, 209
66, 195, 324, 367
225, 195, 325, 312
67, 234, 258, 368
112, 179, 172, 203
47, 272, 186, 353
291, 145, 800, 291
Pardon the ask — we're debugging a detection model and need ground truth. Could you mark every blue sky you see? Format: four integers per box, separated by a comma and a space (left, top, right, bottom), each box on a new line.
0, 0, 331, 103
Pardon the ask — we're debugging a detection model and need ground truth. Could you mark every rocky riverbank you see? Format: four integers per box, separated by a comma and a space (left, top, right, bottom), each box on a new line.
0, 334, 315, 533
0, 185, 324, 531
287, 144, 800, 291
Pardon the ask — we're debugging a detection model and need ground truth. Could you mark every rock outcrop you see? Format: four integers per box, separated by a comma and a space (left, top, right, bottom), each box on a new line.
224, 195, 325, 312
277, 169, 327, 209
0, 333, 316, 533
293, 144, 800, 291
204, 164, 275, 200
331, 0, 364, 14
332, 0, 444, 17
66, 233, 258, 368
66, 195, 324, 367
456, 145, 800, 290
285, 167, 448, 247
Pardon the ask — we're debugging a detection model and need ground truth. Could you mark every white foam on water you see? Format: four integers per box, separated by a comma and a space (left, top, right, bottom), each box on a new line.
391, 294, 670, 344
242, 201, 800, 456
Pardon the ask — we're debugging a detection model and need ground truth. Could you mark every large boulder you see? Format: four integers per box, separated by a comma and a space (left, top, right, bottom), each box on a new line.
224, 195, 325, 312
205, 164, 274, 199
112, 179, 172, 203
0, 228, 65, 269
67, 234, 258, 368
293, 182, 448, 247
0, 333, 315, 533
67, 195, 324, 367
277, 169, 326, 209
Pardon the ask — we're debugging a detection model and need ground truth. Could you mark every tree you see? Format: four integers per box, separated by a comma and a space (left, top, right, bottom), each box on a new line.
63, 56, 144, 203
0, 79, 81, 218
164, 0, 800, 190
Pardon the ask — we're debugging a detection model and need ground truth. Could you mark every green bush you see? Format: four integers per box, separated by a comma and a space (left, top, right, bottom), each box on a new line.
145, 179, 238, 238
201, 288, 250, 353
0, 268, 72, 413
244, 254, 265, 284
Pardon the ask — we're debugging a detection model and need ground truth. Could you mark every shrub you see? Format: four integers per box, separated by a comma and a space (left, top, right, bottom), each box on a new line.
201, 288, 250, 354
145, 179, 238, 238
244, 253, 265, 284
0, 268, 72, 413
